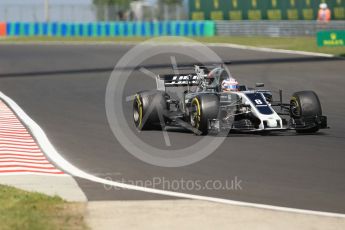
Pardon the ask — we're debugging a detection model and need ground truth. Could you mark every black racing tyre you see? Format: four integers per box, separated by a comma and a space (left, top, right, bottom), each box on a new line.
190, 94, 219, 135
133, 90, 168, 130
290, 91, 322, 133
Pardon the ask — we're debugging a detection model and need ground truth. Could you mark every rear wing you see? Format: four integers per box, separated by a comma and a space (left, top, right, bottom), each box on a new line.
155, 64, 219, 90
156, 74, 200, 89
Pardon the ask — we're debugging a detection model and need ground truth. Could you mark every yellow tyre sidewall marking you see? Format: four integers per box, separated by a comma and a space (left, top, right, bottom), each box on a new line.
291, 96, 300, 116
136, 94, 143, 128
192, 97, 201, 129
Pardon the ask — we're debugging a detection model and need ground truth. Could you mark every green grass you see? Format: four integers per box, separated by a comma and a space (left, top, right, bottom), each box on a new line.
1, 36, 344, 57
198, 36, 345, 56
0, 185, 88, 230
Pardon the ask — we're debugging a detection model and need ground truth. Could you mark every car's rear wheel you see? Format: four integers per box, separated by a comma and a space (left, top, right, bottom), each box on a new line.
133, 90, 168, 130
190, 94, 219, 135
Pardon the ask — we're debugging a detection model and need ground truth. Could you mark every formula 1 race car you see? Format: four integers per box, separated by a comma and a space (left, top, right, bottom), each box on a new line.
133, 65, 328, 135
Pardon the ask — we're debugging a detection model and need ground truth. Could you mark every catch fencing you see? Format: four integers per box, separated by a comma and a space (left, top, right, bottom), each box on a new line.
0, 3, 187, 22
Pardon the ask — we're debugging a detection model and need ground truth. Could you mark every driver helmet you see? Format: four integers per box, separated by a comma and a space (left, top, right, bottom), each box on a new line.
221, 77, 239, 92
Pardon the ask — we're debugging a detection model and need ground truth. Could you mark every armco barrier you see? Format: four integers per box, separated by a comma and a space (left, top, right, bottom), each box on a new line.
216, 20, 345, 37
5, 21, 215, 37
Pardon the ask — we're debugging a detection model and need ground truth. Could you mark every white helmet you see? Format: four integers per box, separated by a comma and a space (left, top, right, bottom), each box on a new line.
221, 77, 239, 92
320, 3, 327, 9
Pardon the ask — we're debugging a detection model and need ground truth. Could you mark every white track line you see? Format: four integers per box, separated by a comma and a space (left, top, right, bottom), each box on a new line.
0, 41, 337, 57
1, 91, 345, 218
206, 42, 336, 57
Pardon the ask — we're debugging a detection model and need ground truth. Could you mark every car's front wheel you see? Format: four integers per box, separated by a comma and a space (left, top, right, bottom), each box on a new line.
189, 94, 219, 135
290, 91, 322, 134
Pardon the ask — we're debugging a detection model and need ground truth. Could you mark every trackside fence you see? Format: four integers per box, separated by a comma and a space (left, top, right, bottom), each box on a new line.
2, 21, 344, 38
216, 20, 345, 37
0, 21, 215, 37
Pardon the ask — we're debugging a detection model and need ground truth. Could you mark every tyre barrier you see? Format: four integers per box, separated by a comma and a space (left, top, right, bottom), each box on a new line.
0, 21, 215, 37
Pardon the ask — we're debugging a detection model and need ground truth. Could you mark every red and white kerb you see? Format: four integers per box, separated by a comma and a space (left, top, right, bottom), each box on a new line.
0, 100, 64, 175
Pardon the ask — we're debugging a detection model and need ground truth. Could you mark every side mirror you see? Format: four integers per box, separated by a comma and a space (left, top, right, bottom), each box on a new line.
255, 83, 264, 88
238, 85, 247, 91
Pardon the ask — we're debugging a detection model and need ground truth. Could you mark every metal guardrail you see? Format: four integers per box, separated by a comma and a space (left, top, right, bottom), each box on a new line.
216, 20, 345, 37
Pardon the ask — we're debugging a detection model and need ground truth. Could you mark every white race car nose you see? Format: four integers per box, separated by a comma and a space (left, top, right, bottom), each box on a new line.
266, 118, 278, 128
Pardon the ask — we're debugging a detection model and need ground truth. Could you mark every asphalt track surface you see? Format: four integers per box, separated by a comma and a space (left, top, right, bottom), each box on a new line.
0, 43, 344, 213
